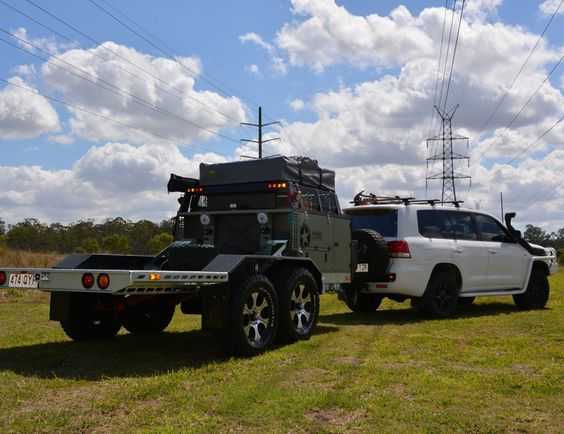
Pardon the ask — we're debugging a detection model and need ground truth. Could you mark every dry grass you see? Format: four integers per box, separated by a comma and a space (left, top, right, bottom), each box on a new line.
0, 247, 63, 268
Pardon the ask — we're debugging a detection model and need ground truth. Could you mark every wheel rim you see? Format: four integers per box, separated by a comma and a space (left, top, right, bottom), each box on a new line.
434, 280, 456, 312
290, 281, 315, 334
242, 288, 273, 348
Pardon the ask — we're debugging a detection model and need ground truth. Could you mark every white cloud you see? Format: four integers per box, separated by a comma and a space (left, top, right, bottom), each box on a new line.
246, 64, 261, 76
539, 0, 564, 15
41, 41, 246, 145
12, 27, 77, 55
239, 32, 288, 75
48, 134, 75, 145
0, 76, 60, 140
289, 98, 305, 111
0, 142, 228, 223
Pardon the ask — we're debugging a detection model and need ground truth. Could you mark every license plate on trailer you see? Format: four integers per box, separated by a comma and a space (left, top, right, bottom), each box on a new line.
8, 273, 39, 289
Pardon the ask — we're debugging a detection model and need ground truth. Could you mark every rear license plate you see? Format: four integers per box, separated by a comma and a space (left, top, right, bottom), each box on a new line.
8, 273, 39, 289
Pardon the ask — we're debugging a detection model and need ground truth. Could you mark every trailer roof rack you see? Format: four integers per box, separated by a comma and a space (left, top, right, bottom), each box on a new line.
351, 191, 464, 208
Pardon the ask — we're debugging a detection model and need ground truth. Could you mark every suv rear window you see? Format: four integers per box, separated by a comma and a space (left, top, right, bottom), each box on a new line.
350, 209, 398, 238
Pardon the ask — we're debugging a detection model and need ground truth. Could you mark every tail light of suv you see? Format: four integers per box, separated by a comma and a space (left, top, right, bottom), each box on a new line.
388, 240, 411, 258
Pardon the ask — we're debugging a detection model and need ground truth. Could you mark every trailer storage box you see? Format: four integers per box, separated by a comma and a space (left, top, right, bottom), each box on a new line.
200, 156, 335, 191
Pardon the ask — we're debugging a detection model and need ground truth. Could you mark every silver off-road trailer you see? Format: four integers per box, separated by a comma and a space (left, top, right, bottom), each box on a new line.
0, 156, 352, 356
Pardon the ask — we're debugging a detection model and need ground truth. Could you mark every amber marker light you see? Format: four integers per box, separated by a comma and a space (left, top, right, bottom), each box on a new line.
97, 273, 110, 289
149, 273, 161, 281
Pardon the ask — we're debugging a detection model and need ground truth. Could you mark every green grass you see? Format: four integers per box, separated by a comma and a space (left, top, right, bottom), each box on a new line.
1, 275, 563, 433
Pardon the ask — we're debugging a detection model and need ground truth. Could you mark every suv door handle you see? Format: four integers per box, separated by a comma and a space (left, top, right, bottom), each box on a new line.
488, 249, 497, 254
453, 248, 463, 253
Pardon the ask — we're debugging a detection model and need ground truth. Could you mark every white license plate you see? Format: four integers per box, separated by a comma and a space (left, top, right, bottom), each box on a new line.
8, 273, 39, 289
355, 263, 369, 273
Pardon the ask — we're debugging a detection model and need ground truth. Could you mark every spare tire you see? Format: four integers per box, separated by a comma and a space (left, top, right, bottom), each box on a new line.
352, 229, 390, 282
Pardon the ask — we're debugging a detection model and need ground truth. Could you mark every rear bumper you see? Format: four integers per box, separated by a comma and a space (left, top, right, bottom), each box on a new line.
363, 261, 430, 297
0, 268, 228, 295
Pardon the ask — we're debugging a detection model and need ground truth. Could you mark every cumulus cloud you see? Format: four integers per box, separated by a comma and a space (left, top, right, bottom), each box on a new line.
0, 142, 228, 223
239, 32, 288, 75
41, 41, 246, 145
289, 99, 305, 111
0, 76, 60, 140
246, 64, 260, 76
11, 27, 77, 55
539, 0, 564, 15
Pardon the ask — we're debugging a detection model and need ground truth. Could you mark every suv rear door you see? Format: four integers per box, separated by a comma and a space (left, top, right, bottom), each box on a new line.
474, 213, 529, 289
418, 210, 489, 291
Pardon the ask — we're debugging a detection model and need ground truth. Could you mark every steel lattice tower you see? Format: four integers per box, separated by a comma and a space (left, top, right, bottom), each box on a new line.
426, 105, 471, 202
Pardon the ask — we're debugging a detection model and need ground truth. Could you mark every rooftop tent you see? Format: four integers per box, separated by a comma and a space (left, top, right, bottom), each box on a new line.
167, 174, 199, 193
199, 156, 335, 191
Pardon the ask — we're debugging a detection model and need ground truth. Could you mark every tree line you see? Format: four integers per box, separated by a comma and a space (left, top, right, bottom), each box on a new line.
0, 217, 173, 255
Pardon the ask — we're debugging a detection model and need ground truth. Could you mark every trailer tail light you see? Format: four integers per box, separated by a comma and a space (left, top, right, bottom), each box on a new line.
187, 186, 204, 194
82, 273, 95, 289
97, 273, 110, 289
267, 182, 287, 190
0, 271, 6, 285
388, 240, 411, 258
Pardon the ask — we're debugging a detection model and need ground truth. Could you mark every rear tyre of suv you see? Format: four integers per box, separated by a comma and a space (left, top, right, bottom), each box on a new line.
421, 270, 460, 318
513, 267, 549, 310
342, 284, 383, 313
275, 268, 319, 343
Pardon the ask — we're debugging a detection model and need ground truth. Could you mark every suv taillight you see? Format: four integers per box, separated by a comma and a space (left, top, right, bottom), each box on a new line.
388, 240, 411, 258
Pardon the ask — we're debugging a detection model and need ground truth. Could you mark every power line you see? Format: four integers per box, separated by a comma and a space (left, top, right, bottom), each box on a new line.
477, 50, 564, 160
505, 113, 564, 165
0, 77, 192, 146
479, 0, 563, 133
437, 0, 457, 112
9, 0, 245, 126
87, 0, 236, 100
0, 30, 240, 143
86, 0, 285, 124
442, 0, 466, 113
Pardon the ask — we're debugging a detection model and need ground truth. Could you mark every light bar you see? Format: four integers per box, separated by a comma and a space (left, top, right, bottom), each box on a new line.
267, 182, 288, 190
187, 186, 204, 194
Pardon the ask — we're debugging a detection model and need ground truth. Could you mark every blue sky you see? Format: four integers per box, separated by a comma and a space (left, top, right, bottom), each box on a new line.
0, 0, 563, 228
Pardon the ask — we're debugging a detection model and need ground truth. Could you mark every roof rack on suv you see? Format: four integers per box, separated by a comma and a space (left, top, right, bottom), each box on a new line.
351, 191, 464, 208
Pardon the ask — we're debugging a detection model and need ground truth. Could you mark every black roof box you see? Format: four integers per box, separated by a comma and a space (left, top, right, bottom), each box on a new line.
200, 156, 335, 191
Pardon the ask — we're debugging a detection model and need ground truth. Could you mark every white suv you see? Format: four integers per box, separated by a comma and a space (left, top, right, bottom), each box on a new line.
341, 202, 557, 318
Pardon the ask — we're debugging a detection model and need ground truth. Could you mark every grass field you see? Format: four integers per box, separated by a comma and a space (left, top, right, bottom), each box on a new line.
0, 267, 563, 433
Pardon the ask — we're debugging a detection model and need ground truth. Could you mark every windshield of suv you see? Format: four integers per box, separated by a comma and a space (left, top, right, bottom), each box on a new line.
350, 209, 398, 238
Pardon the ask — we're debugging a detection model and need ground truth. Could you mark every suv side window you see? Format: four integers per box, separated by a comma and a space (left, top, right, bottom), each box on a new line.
448, 211, 478, 240
418, 210, 454, 239
474, 214, 513, 242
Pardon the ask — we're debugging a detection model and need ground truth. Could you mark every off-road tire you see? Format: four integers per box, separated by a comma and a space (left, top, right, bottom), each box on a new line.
421, 270, 460, 318
225, 274, 278, 357
275, 268, 319, 343
60, 295, 121, 341
122, 301, 175, 335
458, 296, 475, 306
352, 229, 390, 282
513, 268, 550, 310
342, 284, 383, 313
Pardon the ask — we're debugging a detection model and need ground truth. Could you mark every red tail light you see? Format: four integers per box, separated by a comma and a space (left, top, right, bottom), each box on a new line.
82, 273, 95, 289
0, 271, 6, 285
388, 240, 411, 258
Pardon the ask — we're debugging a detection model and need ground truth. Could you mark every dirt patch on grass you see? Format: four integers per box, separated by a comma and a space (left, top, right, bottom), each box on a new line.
306, 407, 366, 430
280, 367, 335, 391
0, 289, 49, 304
333, 356, 361, 366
